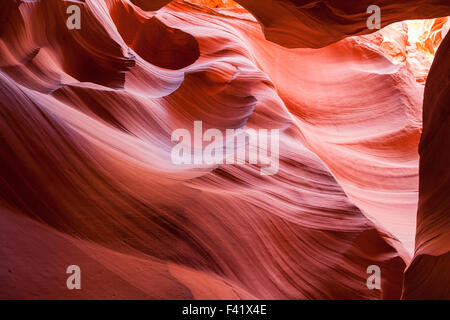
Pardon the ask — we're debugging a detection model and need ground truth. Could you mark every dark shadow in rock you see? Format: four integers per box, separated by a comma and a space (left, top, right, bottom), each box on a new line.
131, 16, 200, 70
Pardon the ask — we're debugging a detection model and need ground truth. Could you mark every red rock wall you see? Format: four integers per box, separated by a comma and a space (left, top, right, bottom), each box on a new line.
0, 0, 448, 299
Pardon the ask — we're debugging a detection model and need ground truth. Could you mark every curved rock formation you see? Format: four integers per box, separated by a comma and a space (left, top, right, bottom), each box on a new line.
235, 0, 450, 48
0, 0, 448, 299
402, 31, 450, 300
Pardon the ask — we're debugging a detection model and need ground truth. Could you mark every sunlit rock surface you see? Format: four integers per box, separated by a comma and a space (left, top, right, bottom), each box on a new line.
0, 0, 448, 299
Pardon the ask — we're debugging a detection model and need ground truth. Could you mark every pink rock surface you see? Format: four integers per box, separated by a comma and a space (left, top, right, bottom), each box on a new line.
0, 0, 448, 299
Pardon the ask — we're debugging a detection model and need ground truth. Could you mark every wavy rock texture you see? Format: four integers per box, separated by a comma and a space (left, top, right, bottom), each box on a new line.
234, 0, 450, 48
0, 0, 448, 299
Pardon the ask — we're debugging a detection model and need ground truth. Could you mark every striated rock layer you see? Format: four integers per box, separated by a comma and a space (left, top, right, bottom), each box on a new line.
0, 0, 448, 299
